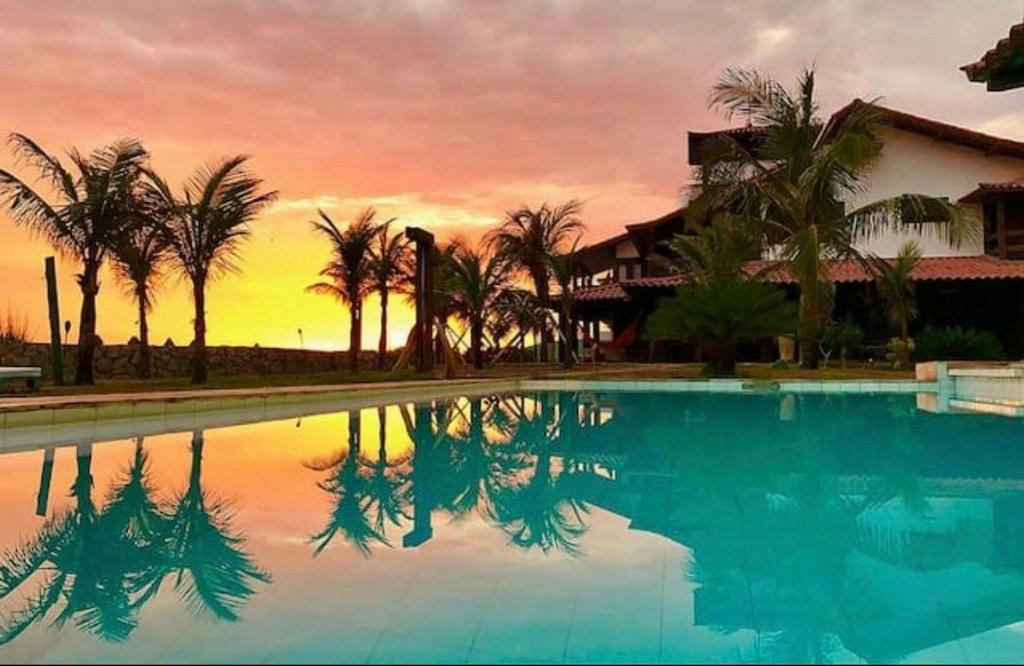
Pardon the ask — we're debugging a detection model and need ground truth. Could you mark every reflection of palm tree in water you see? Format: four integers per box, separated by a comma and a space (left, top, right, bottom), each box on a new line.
308, 410, 390, 556
0, 443, 138, 643
489, 393, 588, 556
0, 432, 271, 645
445, 398, 527, 521
361, 406, 411, 537
143, 431, 271, 621
682, 401, 934, 665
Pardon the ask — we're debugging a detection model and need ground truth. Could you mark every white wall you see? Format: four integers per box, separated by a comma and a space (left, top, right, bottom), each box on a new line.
846, 128, 1024, 258
614, 239, 639, 259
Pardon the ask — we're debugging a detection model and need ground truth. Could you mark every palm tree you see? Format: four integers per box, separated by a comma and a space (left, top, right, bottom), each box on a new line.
493, 287, 542, 361
145, 157, 277, 384
870, 241, 920, 370
307, 208, 380, 374
0, 135, 149, 384
647, 281, 798, 376
368, 221, 410, 370
446, 243, 509, 370
110, 224, 169, 378
870, 241, 920, 346
650, 219, 795, 376
548, 240, 584, 369
691, 67, 975, 368
489, 200, 585, 362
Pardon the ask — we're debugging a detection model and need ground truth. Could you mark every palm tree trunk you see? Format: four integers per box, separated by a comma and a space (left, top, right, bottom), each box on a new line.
349, 302, 361, 375
189, 431, 204, 489
191, 280, 208, 384
377, 406, 387, 461
137, 286, 151, 379
533, 266, 550, 363
798, 285, 820, 370
377, 289, 388, 371
74, 261, 101, 385
561, 304, 573, 369
471, 317, 483, 370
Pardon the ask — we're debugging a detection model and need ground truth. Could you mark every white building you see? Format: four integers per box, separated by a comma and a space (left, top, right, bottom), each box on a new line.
572, 101, 1024, 358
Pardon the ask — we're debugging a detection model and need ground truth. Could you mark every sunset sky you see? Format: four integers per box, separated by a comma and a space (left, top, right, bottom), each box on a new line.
1, 1, 1021, 351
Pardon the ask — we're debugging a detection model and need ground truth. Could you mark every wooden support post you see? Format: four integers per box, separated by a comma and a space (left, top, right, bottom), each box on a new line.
44, 257, 64, 385
998, 199, 1008, 260
406, 227, 435, 374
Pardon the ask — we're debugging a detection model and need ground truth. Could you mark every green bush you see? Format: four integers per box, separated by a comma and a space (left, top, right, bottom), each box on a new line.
646, 281, 797, 376
820, 321, 864, 367
914, 326, 1005, 361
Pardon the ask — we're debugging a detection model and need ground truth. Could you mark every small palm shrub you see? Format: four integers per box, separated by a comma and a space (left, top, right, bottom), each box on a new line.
646, 281, 797, 376
915, 326, 1005, 361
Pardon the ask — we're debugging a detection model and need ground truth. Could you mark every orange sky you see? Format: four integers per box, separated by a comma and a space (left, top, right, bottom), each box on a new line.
1, 2, 1022, 350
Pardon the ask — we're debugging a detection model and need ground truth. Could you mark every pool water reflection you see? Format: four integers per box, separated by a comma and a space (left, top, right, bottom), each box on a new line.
1, 391, 1024, 663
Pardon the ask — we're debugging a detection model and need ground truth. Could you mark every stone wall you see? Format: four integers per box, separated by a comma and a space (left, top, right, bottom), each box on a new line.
0, 340, 389, 380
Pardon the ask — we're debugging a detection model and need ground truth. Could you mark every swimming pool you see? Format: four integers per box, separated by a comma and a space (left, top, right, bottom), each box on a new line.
1, 390, 1023, 664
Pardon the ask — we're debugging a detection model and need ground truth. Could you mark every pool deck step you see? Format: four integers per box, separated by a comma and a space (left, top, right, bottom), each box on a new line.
949, 398, 1024, 418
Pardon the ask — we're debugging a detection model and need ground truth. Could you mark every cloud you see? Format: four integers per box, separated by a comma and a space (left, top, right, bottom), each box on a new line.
2, 0, 1023, 347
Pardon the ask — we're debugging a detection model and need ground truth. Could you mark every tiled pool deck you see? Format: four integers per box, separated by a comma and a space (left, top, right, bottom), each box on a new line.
0, 377, 942, 452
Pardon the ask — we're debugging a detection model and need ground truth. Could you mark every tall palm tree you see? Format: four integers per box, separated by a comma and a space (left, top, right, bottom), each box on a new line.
368, 221, 410, 370
446, 243, 510, 370
145, 157, 277, 384
307, 208, 380, 375
0, 135, 149, 384
110, 225, 169, 378
691, 67, 974, 368
489, 200, 585, 362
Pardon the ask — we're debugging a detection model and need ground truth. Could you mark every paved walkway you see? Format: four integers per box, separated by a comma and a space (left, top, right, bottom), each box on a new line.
0, 377, 504, 412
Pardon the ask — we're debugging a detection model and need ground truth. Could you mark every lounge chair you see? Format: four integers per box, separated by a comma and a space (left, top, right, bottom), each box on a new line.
0, 366, 43, 391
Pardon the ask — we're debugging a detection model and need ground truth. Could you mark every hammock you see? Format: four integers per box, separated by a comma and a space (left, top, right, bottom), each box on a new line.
581, 318, 640, 351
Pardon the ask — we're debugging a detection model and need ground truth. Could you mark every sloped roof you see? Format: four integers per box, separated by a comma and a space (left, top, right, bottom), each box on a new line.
822, 99, 1024, 159
571, 256, 1024, 302
962, 21, 1024, 91
960, 179, 1024, 203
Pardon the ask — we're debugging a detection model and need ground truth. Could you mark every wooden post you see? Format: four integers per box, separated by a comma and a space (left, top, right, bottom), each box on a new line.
44, 257, 64, 385
998, 199, 1008, 259
406, 227, 435, 374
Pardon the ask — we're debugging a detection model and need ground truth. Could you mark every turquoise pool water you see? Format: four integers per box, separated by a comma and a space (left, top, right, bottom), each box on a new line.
1, 391, 1024, 664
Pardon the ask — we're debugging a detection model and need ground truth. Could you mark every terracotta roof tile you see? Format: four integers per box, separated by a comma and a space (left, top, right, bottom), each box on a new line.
963, 22, 1024, 89
960, 179, 1024, 203
580, 256, 1024, 297
573, 282, 629, 302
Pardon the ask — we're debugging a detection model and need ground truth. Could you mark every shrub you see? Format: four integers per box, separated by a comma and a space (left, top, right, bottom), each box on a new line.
886, 337, 915, 370
820, 321, 864, 367
646, 281, 797, 376
914, 326, 1005, 361
0, 309, 30, 344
